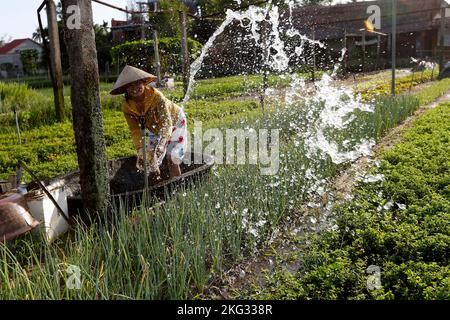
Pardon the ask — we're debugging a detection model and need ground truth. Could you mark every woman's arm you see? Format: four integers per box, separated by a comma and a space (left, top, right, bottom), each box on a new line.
155, 96, 173, 144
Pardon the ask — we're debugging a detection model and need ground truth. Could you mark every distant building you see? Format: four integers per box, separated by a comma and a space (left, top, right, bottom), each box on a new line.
111, 0, 199, 43
0, 38, 44, 78
288, 0, 450, 68
111, 18, 153, 43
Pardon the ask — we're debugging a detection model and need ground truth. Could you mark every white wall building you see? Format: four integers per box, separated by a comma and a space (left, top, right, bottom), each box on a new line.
0, 38, 44, 78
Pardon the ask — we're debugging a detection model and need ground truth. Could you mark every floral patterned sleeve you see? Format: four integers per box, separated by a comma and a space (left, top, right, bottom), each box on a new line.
123, 103, 143, 151
155, 93, 173, 143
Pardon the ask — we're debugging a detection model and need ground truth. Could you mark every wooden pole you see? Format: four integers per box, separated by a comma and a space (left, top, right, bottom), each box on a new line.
391, 0, 397, 96
179, 10, 190, 95
343, 29, 348, 76
362, 30, 366, 73
117, 54, 120, 76
13, 106, 21, 144
376, 34, 381, 70
62, 0, 110, 216
46, 0, 65, 122
260, 19, 269, 114
439, 3, 446, 76
153, 2, 162, 86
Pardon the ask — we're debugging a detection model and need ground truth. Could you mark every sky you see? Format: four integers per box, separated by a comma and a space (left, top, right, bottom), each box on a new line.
0, 0, 129, 42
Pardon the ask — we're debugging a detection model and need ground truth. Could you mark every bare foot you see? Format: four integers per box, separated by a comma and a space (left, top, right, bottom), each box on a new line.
168, 158, 181, 178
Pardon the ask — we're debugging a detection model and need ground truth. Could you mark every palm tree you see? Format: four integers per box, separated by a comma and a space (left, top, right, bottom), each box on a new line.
32, 27, 43, 44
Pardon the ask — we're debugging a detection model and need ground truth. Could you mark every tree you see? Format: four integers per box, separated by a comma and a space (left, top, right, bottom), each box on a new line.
61, 0, 110, 216
0, 35, 12, 48
94, 21, 113, 72
192, 0, 334, 43
32, 28, 43, 44
20, 49, 40, 75
35, 19, 112, 74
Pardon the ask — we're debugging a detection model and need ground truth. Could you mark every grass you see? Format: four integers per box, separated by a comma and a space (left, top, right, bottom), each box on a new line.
1, 74, 449, 299
248, 102, 450, 300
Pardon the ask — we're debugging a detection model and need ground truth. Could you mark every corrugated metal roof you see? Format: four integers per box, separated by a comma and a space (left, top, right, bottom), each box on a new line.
284, 0, 447, 40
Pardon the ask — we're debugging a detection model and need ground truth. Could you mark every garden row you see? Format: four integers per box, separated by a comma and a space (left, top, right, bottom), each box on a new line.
0, 72, 447, 181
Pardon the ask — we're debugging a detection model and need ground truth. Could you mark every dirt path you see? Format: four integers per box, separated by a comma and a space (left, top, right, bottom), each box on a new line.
203, 89, 450, 300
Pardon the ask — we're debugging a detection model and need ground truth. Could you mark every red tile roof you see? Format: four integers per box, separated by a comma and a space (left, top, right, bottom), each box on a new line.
0, 38, 32, 55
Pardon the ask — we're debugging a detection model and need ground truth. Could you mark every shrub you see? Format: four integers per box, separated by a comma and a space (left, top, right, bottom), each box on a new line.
110, 37, 203, 76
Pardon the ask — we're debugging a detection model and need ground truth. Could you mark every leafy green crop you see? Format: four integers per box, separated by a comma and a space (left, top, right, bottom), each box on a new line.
251, 103, 450, 300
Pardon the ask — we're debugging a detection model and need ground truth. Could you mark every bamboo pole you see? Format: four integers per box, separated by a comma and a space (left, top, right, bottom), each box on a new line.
179, 10, 190, 95
343, 29, 348, 76
46, 0, 65, 121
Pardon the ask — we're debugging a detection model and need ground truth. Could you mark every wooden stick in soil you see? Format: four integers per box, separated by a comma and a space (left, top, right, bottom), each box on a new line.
19, 161, 70, 224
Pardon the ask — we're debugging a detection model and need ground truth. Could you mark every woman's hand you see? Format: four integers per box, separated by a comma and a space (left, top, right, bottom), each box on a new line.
155, 139, 168, 162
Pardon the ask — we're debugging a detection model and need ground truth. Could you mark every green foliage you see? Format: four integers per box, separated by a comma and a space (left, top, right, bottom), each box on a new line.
1, 70, 450, 299
111, 37, 203, 76
20, 49, 40, 76
0, 82, 52, 113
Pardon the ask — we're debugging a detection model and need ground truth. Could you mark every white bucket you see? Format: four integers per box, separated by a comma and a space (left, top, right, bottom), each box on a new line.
26, 182, 70, 243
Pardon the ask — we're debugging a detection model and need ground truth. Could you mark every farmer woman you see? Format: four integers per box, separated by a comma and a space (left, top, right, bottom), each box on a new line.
110, 65, 187, 178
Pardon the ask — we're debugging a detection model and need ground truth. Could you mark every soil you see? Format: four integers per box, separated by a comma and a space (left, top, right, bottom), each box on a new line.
202, 88, 450, 300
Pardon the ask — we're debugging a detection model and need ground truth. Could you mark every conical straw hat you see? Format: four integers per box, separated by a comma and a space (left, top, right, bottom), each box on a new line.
110, 65, 157, 95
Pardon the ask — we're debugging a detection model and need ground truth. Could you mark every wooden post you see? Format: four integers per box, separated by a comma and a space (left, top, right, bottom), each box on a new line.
46, 0, 65, 122
362, 30, 366, 73
391, 0, 397, 96
153, 2, 162, 86
260, 19, 269, 114
62, 0, 110, 216
343, 29, 348, 76
312, 26, 316, 83
439, 3, 446, 76
117, 54, 120, 76
179, 10, 190, 95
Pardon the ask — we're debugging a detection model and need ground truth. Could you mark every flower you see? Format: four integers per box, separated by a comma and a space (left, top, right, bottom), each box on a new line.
178, 136, 184, 143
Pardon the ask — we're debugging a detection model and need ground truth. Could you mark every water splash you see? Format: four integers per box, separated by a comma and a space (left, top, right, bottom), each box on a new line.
182, 1, 323, 105
183, 0, 380, 220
